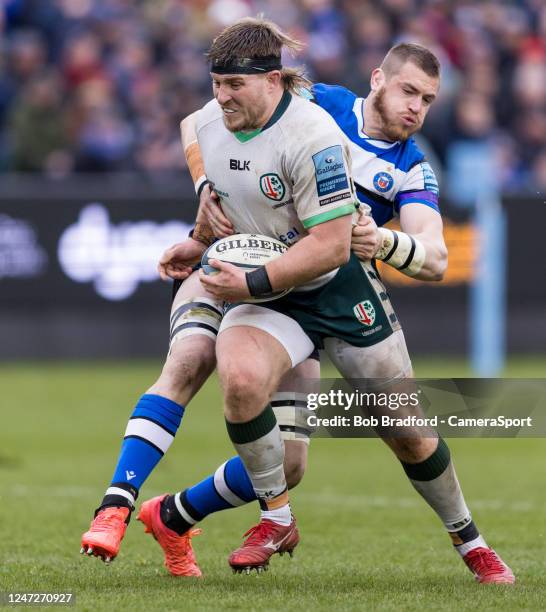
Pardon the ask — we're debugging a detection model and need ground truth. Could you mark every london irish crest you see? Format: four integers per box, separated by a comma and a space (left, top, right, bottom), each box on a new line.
353, 300, 376, 326
260, 173, 285, 201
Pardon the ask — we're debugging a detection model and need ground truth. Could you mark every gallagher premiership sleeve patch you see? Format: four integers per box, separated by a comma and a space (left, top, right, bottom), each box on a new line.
312, 145, 351, 206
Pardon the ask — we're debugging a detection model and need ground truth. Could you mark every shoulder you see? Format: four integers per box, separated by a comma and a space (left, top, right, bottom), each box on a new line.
195, 98, 223, 131
402, 138, 438, 187
395, 136, 427, 171
311, 83, 358, 112
281, 94, 346, 142
395, 141, 440, 211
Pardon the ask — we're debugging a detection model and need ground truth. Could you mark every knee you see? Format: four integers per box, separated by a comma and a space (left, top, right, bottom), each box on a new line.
152, 336, 216, 402
171, 336, 215, 378
220, 361, 272, 411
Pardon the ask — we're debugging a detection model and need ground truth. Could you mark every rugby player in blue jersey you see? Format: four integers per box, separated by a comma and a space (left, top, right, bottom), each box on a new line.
81, 31, 514, 584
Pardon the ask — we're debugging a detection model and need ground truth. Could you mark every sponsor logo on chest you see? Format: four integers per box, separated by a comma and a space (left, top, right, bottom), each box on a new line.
278, 226, 301, 245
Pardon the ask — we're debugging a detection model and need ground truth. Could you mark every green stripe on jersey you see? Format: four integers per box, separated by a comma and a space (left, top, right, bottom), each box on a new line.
302, 203, 356, 229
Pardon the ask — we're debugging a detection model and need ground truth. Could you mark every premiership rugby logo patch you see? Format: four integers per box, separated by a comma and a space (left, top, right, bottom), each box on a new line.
260, 173, 286, 201
312, 145, 349, 197
353, 300, 376, 326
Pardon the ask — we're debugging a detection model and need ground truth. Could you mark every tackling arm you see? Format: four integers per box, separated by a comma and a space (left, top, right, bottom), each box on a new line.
379, 204, 447, 281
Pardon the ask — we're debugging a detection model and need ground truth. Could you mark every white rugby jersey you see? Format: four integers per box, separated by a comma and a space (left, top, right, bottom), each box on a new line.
195, 91, 358, 288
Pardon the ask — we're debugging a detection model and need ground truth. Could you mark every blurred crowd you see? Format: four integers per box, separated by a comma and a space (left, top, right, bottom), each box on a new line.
1, 0, 545, 195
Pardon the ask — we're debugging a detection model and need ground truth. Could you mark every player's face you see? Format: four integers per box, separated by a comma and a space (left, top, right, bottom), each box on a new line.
373, 61, 439, 141
212, 73, 272, 132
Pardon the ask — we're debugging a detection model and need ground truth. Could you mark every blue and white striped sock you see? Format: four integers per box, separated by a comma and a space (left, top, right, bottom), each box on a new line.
100, 394, 184, 510
160, 456, 256, 534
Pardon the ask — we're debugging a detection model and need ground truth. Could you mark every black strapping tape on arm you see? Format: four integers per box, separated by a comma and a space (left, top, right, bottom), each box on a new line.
399, 235, 417, 270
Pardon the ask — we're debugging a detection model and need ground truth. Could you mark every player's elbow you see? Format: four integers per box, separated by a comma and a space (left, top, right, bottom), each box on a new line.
331, 240, 351, 267
429, 246, 448, 281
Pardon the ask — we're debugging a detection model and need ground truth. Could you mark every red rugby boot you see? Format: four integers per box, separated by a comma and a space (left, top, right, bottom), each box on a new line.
138, 495, 202, 577
80, 506, 130, 563
463, 547, 515, 584
229, 517, 299, 574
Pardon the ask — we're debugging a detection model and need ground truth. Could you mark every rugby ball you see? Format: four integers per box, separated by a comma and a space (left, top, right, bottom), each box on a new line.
201, 234, 293, 303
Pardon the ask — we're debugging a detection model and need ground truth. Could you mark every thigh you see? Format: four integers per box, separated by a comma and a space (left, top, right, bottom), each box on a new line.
148, 271, 222, 405
324, 328, 413, 384
220, 303, 315, 368
169, 269, 224, 350
216, 324, 293, 394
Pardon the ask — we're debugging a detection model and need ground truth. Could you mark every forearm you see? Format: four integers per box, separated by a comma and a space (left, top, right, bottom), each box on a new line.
265, 226, 351, 291
376, 227, 447, 281
181, 112, 215, 244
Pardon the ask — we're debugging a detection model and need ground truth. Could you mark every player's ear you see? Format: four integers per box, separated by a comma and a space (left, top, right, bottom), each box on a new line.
370, 68, 385, 92
266, 70, 282, 90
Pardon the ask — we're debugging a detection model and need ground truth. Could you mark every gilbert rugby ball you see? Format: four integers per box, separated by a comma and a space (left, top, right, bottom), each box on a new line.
201, 233, 293, 303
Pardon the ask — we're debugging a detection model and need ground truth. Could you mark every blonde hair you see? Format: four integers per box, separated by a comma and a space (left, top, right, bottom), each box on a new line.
206, 16, 311, 92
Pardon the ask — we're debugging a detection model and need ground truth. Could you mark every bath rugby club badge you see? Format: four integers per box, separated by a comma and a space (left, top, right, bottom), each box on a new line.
373, 171, 394, 193
353, 300, 376, 326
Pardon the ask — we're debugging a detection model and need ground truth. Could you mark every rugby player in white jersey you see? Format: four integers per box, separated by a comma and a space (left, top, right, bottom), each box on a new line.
81, 16, 360, 574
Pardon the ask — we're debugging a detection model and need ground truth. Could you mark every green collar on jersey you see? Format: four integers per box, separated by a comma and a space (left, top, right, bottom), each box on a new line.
234, 90, 292, 143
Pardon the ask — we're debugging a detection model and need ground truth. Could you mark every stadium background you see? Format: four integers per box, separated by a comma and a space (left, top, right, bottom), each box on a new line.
1, 1, 545, 610
1, 0, 545, 365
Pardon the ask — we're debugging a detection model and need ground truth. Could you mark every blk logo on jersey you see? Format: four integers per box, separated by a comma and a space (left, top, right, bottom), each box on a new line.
353, 300, 376, 326
260, 173, 286, 201
373, 171, 394, 193
230, 159, 250, 171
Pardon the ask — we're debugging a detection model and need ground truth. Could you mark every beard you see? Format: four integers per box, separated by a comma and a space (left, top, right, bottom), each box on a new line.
221, 104, 264, 133
372, 87, 418, 142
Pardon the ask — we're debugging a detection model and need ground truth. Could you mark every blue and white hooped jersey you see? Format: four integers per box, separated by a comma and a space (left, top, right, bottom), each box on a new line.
310, 83, 440, 228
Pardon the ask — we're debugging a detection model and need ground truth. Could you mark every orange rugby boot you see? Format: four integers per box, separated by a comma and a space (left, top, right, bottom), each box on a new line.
138, 495, 202, 577
80, 506, 130, 563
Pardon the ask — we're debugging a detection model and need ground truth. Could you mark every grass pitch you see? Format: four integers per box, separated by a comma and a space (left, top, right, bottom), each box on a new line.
1, 357, 545, 610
